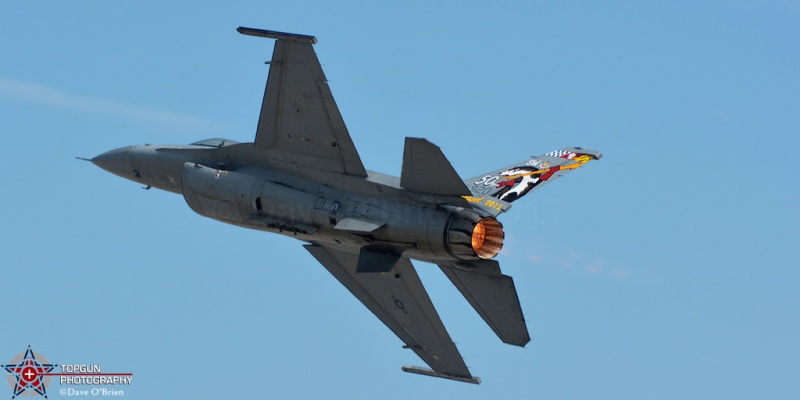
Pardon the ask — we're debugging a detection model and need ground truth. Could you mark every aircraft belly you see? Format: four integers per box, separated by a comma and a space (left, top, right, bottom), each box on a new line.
181, 162, 494, 265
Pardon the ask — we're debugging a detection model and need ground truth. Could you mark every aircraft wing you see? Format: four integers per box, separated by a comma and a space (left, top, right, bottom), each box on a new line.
304, 243, 479, 383
238, 27, 368, 177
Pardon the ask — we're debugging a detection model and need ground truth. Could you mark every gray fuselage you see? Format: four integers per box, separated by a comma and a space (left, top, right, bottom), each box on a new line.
92, 140, 501, 264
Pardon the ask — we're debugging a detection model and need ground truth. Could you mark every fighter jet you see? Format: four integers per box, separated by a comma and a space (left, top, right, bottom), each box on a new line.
89, 27, 601, 384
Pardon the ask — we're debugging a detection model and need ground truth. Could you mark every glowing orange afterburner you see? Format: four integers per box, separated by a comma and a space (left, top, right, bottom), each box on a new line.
472, 218, 504, 259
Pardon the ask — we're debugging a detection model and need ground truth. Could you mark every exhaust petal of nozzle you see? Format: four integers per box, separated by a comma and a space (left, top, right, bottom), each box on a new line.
92, 147, 134, 179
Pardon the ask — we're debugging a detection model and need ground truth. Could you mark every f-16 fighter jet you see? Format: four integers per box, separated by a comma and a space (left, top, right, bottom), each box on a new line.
90, 27, 601, 384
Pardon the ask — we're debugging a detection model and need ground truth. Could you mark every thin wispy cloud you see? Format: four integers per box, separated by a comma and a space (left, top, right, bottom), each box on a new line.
0, 77, 229, 132
521, 247, 629, 279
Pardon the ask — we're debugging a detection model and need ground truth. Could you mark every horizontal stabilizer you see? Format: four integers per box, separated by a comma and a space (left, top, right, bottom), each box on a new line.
439, 260, 530, 346
357, 246, 401, 273
400, 138, 472, 197
402, 366, 481, 385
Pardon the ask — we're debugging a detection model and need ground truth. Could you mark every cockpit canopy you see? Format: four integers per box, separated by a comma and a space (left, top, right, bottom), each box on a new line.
190, 138, 239, 148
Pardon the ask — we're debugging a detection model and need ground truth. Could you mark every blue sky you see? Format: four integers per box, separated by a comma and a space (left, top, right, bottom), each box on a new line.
1, 1, 798, 399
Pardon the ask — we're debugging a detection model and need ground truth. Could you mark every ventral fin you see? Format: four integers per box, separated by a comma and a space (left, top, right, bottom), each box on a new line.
357, 246, 401, 273
400, 138, 472, 197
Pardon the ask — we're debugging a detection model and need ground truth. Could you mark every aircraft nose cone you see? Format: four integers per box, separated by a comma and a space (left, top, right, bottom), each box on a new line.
92, 147, 133, 179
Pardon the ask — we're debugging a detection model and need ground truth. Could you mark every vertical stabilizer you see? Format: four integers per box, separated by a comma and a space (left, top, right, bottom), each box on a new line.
463, 147, 602, 207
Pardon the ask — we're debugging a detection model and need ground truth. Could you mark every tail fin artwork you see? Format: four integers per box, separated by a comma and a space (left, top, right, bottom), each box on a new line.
462, 147, 602, 216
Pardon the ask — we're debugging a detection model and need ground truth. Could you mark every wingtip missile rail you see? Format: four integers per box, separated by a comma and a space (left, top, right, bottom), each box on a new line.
401, 366, 481, 385
237, 26, 317, 44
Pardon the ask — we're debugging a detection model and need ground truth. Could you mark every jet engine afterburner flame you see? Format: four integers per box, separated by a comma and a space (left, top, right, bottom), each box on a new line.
445, 209, 505, 260
471, 217, 504, 259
